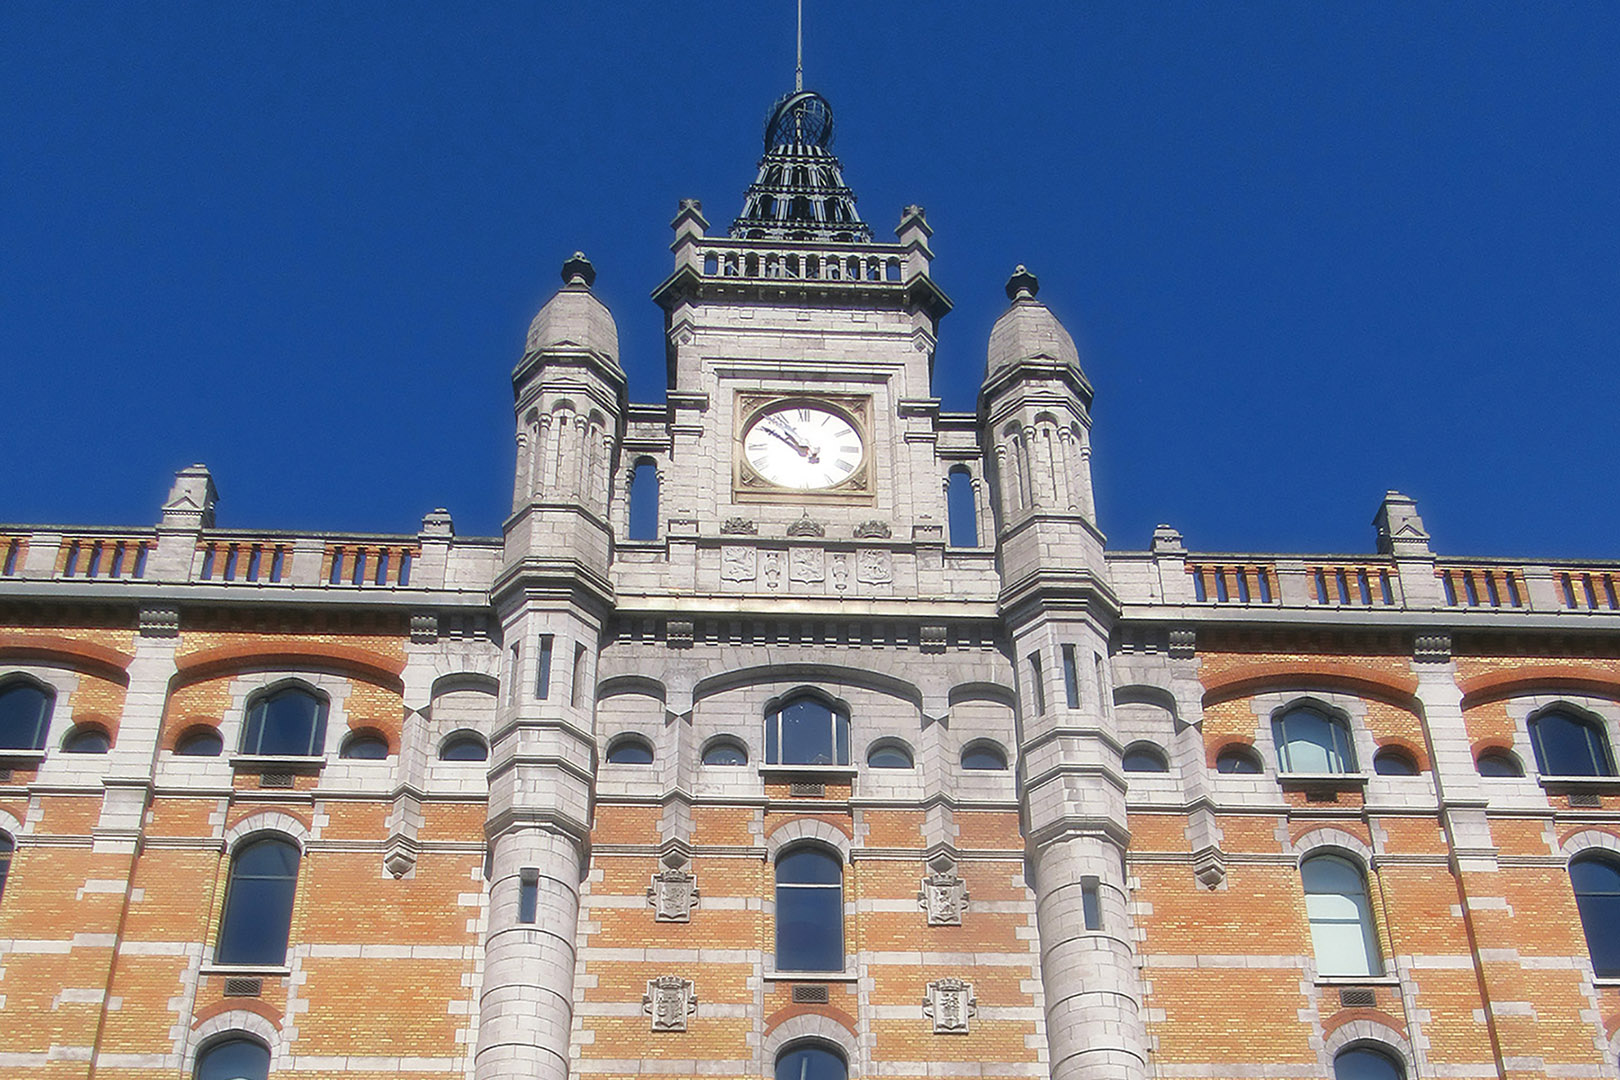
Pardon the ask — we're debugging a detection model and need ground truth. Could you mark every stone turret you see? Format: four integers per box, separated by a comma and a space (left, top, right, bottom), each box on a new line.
979, 268, 1148, 1080
480, 253, 625, 1080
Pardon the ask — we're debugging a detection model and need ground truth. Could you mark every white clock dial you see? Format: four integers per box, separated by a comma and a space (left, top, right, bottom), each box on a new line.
743, 404, 865, 490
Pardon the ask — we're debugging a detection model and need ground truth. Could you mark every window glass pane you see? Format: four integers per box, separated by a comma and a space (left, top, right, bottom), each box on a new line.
176, 729, 224, 756
1333, 1048, 1404, 1080
196, 1038, 271, 1080
867, 744, 913, 769
961, 744, 1007, 771
0, 834, 13, 902
776, 1046, 847, 1080
441, 735, 488, 761
607, 738, 653, 764
779, 699, 838, 765
1216, 748, 1261, 774
1301, 855, 1381, 977
629, 462, 660, 541
242, 688, 326, 757
1122, 747, 1167, 772
1532, 712, 1613, 776
703, 741, 747, 766
946, 470, 977, 547
518, 878, 538, 924
216, 838, 299, 965
62, 727, 110, 753
1572, 857, 1620, 976
775, 884, 842, 971
1476, 751, 1522, 777
340, 734, 388, 760
1274, 709, 1354, 773
0, 682, 51, 750
1081, 878, 1101, 930
1372, 749, 1417, 776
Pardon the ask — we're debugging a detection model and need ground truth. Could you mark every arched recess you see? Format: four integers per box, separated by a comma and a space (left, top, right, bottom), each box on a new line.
761, 1016, 859, 1080
429, 672, 499, 699
187, 1011, 280, 1073
693, 664, 922, 712
222, 811, 310, 852
764, 817, 852, 862
1290, 826, 1375, 866
597, 674, 668, 705
174, 643, 404, 694
1201, 663, 1420, 713
0, 636, 132, 686
1114, 683, 1182, 721
1459, 665, 1620, 709
1320, 1019, 1415, 1073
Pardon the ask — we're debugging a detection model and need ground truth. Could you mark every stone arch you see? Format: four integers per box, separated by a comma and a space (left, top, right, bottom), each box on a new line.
693, 664, 922, 711
1201, 662, 1419, 712
1291, 826, 1374, 866
1561, 829, 1620, 860
187, 1009, 281, 1074
765, 817, 853, 862
761, 1013, 860, 1080
1320, 1016, 1415, 1070
223, 811, 310, 852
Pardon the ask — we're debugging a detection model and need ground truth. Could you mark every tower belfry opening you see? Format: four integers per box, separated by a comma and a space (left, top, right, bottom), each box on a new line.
730, 90, 871, 243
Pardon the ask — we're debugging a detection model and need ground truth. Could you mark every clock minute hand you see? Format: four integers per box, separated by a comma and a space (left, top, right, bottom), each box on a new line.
761, 424, 810, 456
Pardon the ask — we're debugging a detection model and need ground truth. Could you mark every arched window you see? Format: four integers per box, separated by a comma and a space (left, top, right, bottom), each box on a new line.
775, 1043, 848, 1080
947, 467, 978, 547
1570, 854, 1620, 977
195, 1037, 271, 1080
0, 833, 13, 904
176, 728, 224, 757
701, 738, 747, 766
1215, 745, 1262, 773
440, 732, 488, 761
866, 740, 913, 769
0, 679, 53, 750
605, 735, 654, 765
1122, 744, 1169, 772
1301, 853, 1382, 977
61, 725, 110, 754
1372, 747, 1418, 776
961, 741, 1008, 771
1333, 1046, 1405, 1080
628, 460, 660, 541
1476, 749, 1523, 777
1272, 706, 1356, 774
775, 846, 843, 972
339, 730, 388, 760
240, 685, 328, 757
217, 836, 300, 966
766, 695, 849, 767
1529, 708, 1615, 776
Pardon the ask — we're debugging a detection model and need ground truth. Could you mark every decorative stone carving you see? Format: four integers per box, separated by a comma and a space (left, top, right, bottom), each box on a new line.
918, 870, 970, 925
1192, 845, 1227, 890
720, 517, 757, 535
1413, 632, 1452, 664
647, 868, 700, 921
409, 613, 438, 644
922, 978, 977, 1033
138, 605, 180, 638
721, 546, 756, 582
787, 512, 825, 537
831, 552, 850, 591
1167, 627, 1196, 659
383, 834, 419, 879
853, 519, 891, 539
667, 620, 694, 649
762, 550, 783, 589
790, 548, 825, 583
856, 549, 892, 584
643, 975, 697, 1031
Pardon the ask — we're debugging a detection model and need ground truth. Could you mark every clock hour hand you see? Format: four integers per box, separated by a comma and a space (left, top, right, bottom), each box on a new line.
761, 420, 810, 455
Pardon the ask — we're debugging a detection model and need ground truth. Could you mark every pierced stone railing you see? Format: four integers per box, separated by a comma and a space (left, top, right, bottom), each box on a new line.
196, 540, 297, 584
56, 535, 155, 580
1306, 562, 1401, 608
1437, 564, 1526, 609
699, 246, 903, 284
1553, 568, 1620, 612
1187, 562, 1280, 605
322, 543, 417, 587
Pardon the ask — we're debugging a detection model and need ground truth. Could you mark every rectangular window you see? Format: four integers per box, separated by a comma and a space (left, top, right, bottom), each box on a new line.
571, 644, 588, 708
1028, 652, 1046, 715
1061, 645, 1080, 709
518, 869, 539, 924
507, 645, 521, 705
1081, 876, 1102, 931
536, 635, 554, 700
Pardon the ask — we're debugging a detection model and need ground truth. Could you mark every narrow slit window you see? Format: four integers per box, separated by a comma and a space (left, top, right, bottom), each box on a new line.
1379, 571, 1394, 604
110, 542, 126, 578
4, 541, 18, 576
518, 869, 539, 924
628, 460, 660, 541
270, 547, 285, 582
86, 542, 103, 578
352, 550, 366, 585
375, 551, 389, 585
536, 635, 554, 700
224, 547, 238, 581
247, 547, 261, 582
947, 468, 977, 547
399, 551, 412, 586
1313, 570, 1328, 603
507, 645, 521, 705
1028, 652, 1046, 715
1192, 571, 1207, 602
1062, 644, 1080, 709
571, 644, 588, 708
1081, 876, 1102, 930
329, 549, 343, 584
133, 544, 148, 578
1258, 571, 1274, 603
64, 541, 80, 577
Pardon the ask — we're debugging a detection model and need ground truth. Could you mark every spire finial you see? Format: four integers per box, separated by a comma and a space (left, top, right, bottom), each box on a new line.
795, 0, 804, 92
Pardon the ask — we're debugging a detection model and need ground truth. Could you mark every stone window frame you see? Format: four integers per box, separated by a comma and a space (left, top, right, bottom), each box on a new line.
762, 1020, 859, 1080
1249, 691, 1376, 781
604, 732, 657, 765
186, 1014, 280, 1080
1290, 828, 1393, 985
224, 671, 354, 760
0, 665, 79, 757
1506, 696, 1620, 779
1321, 1023, 1415, 1077
763, 819, 852, 981
205, 812, 310, 973
1560, 829, 1620, 984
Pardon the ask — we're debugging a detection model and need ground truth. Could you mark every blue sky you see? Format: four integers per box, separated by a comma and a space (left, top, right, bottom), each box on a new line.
3, 3, 1617, 558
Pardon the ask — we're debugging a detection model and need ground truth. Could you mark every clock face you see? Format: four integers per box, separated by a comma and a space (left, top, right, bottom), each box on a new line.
742, 404, 866, 490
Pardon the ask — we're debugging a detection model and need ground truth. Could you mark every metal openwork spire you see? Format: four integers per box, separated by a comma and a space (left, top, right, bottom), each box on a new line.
729, 3, 871, 243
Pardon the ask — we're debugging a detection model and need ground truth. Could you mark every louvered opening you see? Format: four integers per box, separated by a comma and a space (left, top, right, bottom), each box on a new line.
1337, 987, 1376, 1008
0, 769, 12, 784
1304, 789, 1339, 803
260, 771, 295, 789
789, 782, 826, 798
1569, 792, 1602, 808
791, 984, 829, 1004
224, 977, 263, 998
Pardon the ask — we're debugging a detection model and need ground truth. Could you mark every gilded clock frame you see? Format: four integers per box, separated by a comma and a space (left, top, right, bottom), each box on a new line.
733, 393, 875, 504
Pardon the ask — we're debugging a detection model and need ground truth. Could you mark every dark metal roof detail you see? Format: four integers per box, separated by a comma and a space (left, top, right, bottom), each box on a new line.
730, 91, 871, 243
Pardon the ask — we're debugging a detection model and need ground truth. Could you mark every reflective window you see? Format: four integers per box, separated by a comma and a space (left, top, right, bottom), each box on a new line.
1301, 854, 1382, 977
195, 1037, 271, 1080
775, 847, 843, 972
339, 731, 388, 760
1372, 748, 1418, 776
0, 833, 12, 904
766, 696, 849, 767
1571, 855, 1620, 977
240, 686, 327, 757
1333, 1047, 1404, 1080
606, 736, 654, 765
775, 1044, 847, 1080
702, 739, 748, 766
867, 742, 914, 769
1215, 746, 1262, 774
216, 837, 300, 966
1476, 750, 1523, 777
1273, 706, 1356, 774
946, 467, 977, 547
440, 733, 488, 761
1529, 709, 1615, 776
628, 460, 660, 541
175, 728, 224, 757
1122, 745, 1168, 773
0, 680, 53, 751
961, 742, 1008, 771
62, 726, 110, 754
